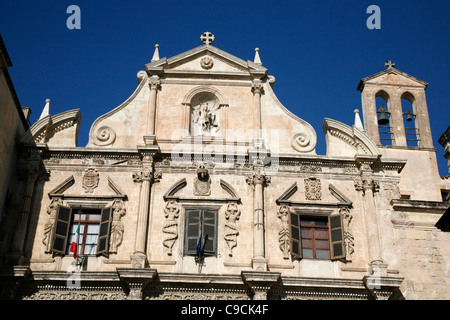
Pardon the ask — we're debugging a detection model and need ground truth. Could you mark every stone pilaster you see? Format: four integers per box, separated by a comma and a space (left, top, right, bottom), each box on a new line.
144, 75, 161, 145
251, 79, 263, 139
246, 169, 271, 271
354, 155, 386, 274
131, 146, 160, 268
7, 144, 47, 265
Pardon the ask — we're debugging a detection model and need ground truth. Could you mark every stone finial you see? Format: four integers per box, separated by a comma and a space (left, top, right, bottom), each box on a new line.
384, 60, 395, 68
200, 32, 215, 45
253, 48, 262, 65
354, 109, 364, 131
151, 44, 160, 62
39, 99, 51, 120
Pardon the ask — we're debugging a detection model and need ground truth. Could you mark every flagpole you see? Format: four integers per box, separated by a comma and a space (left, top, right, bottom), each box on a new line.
76, 207, 82, 267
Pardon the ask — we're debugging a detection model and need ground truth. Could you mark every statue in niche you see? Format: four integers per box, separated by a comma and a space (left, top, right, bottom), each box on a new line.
162, 201, 180, 256
191, 93, 221, 136
224, 202, 241, 257
109, 200, 126, 254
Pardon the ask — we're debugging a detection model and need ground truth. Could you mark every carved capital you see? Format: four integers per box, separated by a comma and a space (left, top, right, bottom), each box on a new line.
354, 176, 379, 194
251, 80, 264, 95
246, 172, 271, 187
132, 167, 161, 183
149, 76, 161, 91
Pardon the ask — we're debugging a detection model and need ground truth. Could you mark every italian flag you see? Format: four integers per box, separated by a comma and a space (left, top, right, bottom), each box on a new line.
70, 224, 79, 259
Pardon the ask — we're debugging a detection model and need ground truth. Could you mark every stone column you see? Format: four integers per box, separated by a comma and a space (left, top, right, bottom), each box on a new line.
246, 169, 270, 271
144, 75, 161, 145
131, 148, 159, 268
354, 155, 386, 274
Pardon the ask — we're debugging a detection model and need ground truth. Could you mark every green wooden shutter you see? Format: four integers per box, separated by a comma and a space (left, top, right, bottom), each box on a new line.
202, 210, 217, 256
51, 205, 72, 254
96, 207, 112, 256
289, 211, 302, 259
185, 210, 201, 255
329, 213, 345, 260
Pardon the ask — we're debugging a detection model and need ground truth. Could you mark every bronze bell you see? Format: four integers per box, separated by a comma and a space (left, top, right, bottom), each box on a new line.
377, 105, 389, 125
404, 109, 414, 121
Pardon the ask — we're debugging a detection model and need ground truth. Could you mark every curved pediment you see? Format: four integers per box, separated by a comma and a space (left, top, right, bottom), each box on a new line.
25, 109, 81, 147
323, 118, 380, 157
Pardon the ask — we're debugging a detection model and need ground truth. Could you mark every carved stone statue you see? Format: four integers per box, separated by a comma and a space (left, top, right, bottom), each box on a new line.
42, 197, 63, 253
224, 202, 241, 257
278, 205, 291, 259
162, 201, 180, 256
192, 101, 220, 136
109, 200, 126, 254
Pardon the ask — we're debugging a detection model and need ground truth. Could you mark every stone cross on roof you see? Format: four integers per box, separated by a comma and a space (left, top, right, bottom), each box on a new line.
385, 60, 396, 68
200, 32, 215, 45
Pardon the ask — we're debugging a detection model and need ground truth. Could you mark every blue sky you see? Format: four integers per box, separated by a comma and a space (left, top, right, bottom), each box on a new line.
1, 1, 449, 175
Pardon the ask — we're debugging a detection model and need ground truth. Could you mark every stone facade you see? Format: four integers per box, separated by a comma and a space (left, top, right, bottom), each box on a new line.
0, 33, 449, 300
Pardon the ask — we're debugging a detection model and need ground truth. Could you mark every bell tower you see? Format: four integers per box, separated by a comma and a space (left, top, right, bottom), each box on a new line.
357, 61, 433, 149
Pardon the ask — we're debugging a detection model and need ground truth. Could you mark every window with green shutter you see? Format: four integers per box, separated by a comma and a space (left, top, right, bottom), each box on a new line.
184, 209, 218, 256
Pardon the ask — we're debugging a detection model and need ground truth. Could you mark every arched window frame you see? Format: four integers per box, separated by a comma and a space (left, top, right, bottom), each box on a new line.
375, 90, 393, 146
401, 91, 420, 147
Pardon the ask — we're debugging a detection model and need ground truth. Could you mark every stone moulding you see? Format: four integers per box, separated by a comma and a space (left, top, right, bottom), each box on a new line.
0, 267, 403, 300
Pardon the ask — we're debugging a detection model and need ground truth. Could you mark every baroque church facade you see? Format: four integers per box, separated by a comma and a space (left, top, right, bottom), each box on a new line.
1, 32, 449, 300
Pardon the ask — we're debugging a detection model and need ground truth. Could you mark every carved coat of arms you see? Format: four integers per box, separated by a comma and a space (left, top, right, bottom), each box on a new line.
82, 168, 99, 193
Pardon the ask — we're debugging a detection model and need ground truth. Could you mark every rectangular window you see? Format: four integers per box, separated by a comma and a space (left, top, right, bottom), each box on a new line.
51, 205, 112, 257
300, 216, 330, 260
184, 209, 218, 256
289, 211, 345, 261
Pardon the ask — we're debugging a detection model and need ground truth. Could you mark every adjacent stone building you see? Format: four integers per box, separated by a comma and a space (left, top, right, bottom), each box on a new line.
0, 32, 449, 300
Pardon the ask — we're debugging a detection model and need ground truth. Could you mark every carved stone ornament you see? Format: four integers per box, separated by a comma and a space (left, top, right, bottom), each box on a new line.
200, 56, 214, 69
42, 197, 63, 253
82, 168, 99, 193
194, 164, 211, 196
278, 205, 291, 259
304, 177, 321, 200
191, 94, 221, 136
340, 207, 354, 261
162, 201, 180, 255
291, 132, 314, 153
93, 126, 116, 146
109, 200, 126, 254
224, 202, 241, 257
